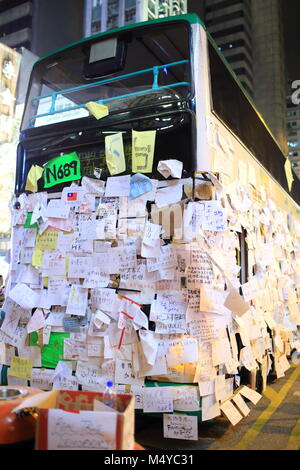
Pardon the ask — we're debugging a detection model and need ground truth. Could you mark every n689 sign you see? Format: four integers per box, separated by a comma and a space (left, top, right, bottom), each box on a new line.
44, 152, 81, 188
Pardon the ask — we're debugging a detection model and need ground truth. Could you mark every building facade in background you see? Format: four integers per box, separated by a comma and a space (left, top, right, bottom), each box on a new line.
0, 0, 84, 58
84, 0, 187, 36
252, 0, 287, 156
0, 0, 33, 50
204, 0, 253, 98
204, 0, 287, 156
0, 43, 20, 270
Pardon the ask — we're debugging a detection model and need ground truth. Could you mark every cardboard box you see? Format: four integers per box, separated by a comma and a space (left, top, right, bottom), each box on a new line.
13, 389, 135, 450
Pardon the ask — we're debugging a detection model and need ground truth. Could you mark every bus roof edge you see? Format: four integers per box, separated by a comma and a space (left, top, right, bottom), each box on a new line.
34, 13, 205, 67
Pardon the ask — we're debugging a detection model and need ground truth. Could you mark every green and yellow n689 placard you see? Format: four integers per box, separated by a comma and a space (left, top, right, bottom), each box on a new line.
44, 152, 81, 188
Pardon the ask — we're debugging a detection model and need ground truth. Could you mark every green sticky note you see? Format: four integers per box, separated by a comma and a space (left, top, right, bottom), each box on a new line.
44, 152, 81, 188
30, 331, 70, 369
24, 212, 39, 230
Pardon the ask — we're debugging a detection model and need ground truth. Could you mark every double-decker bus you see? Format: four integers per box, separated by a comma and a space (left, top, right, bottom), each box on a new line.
1, 14, 299, 446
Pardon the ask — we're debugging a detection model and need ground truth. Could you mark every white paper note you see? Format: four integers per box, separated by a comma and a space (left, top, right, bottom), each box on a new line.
66, 285, 88, 316
157, 160, 183, 179
220, 400, 243, 426
163, 413, 198, 441
8, 283, 40, 309
239, 386, 262, 405
143, 387, 174, 413
232, 393, 250, 417
46, 200, 70, 219
104, 175, 130, 197
47, 409, 117, 450
155, 182, 183, 208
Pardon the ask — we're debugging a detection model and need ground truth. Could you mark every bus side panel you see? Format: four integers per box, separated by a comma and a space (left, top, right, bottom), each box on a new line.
211, 113, 300, 219
192, 24, 214, 172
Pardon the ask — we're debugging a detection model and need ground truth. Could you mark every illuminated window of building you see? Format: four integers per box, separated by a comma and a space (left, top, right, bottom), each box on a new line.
107, 0, 119, 30
125, 0, 136, 25
91, 0, 102, 34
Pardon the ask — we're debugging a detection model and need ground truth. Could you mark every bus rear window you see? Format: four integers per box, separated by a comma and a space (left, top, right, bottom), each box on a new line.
22, 22, 191, 131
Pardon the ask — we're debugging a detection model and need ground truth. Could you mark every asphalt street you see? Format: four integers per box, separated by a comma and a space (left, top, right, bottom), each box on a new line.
135, 365, 300, 451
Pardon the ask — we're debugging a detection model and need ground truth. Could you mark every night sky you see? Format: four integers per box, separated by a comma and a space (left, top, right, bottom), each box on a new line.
281, 0, 300, 81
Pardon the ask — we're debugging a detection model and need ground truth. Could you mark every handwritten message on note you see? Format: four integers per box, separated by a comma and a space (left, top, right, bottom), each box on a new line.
173, 386, 200, 412
1, 299, 23, 337
163, 413, 198, 441
68, 255, 93, 278
132, 130, 156, 173
35, 231, 58, 251
155, 316, 187, 335
47, 409, 117, 450
186, 265, 213, 287
66, 285, 88, 316
75, 361, 104, 387
47, 277, 69, 306
186, 315, 220, 341
83, 268, 110, 289
202, 201, 227, 232
105, 132, 126, 176
147, 244, 177, 272
42, 251, 66, 276
30, 368, 55, 390
165, 338, 198, 367
8, 356, 33, 380
143, 387, 174, 413
115, 359, 144, 386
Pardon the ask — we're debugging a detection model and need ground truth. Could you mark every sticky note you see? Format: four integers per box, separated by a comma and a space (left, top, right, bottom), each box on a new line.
8, 356, 33, 380
36, 231, 58, 251
132, 130, 156, 173
44, 152, 81, 188
105, 132, 126, 175
24, 212, 39, 230
30, 332, 70, 369
32, 247, 44, 267
86, 101, 109, 120
284, 158, 294, 192
129, 173, 152, 200
25, 165, 44, 193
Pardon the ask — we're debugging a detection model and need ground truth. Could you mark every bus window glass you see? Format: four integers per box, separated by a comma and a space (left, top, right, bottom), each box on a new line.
19, 111, 195, 194
208, 40, 289, 192
22, 23, 191, 130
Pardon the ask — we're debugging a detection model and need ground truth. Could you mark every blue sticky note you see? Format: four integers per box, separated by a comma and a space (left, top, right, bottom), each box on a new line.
129, 173, 153, 200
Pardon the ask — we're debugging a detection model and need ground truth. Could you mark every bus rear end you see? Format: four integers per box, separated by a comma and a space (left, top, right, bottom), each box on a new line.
6, 16, 209, 443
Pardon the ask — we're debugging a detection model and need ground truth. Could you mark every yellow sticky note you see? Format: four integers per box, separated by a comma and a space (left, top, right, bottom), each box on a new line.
32, 247, 44, 267
86, 101, 109, 120
132, 130, 156, 173
105, 132, 126, 175
25, 165, 44, 193
36, 230, 58, 251
284, 158, 294, 192
8, 356, 33, 380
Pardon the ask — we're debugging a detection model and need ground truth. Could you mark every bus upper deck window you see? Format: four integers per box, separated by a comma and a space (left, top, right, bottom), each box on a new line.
84, 37, 127, 79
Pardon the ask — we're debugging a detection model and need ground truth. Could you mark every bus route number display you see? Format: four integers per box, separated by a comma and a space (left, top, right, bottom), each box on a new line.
44, 152, 81, 188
